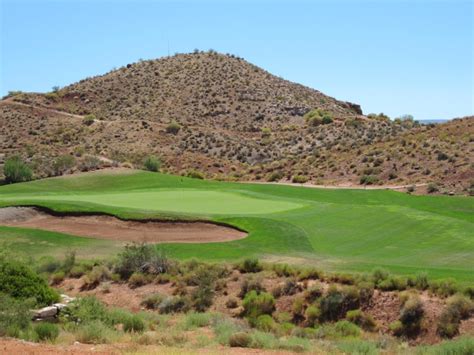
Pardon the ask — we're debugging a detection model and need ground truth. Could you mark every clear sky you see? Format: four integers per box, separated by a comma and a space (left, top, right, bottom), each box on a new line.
1, 0, 472, 120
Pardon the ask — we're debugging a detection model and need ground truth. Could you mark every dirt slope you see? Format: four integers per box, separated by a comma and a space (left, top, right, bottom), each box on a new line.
1, 51, 472, 193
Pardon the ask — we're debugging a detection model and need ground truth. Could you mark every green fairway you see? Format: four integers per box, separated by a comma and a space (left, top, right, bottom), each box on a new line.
0, 170, 473, 283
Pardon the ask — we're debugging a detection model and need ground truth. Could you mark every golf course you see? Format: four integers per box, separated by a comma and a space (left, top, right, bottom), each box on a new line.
0, 169, 473, 283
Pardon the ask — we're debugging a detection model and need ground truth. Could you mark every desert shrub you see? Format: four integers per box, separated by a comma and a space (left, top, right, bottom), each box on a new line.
191, 267, 216, 311
304, 284, 323, 303
389, 320, 403, 336
128, 272, 150, 288
3, 156, 33, 183
322, 115, 333, 124
238, 258, 262, 273
62, 296, 108, 324
229, 332, 252, 347
292, 175, 308, 184
186, 169, 204, 179
337, 340, 378, 355
141, 293, 164, 310
304, 305, 321, 327
75, 320, 112, 344
0, 293, 33, 337
281, 279, 301, 296
36, 257, 62, 274
334, 320, 361, 337
212, 316, 247, 345
183, 312, 213, 330
378, 276, 407, 291
437, 294, 473, 338
250, 330, 279, 349
297, 267, 322, 281
114, 243, 170, 280
357, 282, 374, 305
427, 183, 439, 193
33, 322, 59, 342
82, 114, 95, 126
239, 278, 265, 299
346, 309, 376, 331
69, 265, 88, 278
415, 272, 429, 290
267, 171, 283, 182
0, 258, 59, 306
430, 278, 459, 298
418, 336, 474, 355
272, 263, 297, 277
226, 297, 238, 309
242, 291, 275, 320
143, 155, 161, 172
372, 268, 390, 285
360, 175, 379, 185
166, 120, 181, 134
319, 286, 360, 321
255, 314, 276, 332
50, 271, 65, 285
81, 265, 111, 290
53, 155, 75, 176
79, 155, 101, 171
261, 127, 271, 138
123, 314, 145, 333
292, 297, 306, 320
437, 152, 448, 161
158, 296, 191, 314
397, 295, 425, 336
62, 251, 76, 275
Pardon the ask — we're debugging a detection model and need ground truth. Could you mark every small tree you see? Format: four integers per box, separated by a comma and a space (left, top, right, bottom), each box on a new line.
3, 156, 33, 184
143, 155, 161, 172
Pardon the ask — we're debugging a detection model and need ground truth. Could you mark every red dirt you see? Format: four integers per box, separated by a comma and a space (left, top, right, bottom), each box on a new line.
0, 207, 247, 244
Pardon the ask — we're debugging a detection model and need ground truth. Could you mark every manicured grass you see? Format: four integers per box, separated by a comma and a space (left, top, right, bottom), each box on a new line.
0, 170, 473, 282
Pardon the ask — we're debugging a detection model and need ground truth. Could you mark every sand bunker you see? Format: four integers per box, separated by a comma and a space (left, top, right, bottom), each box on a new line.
0, 207, 247, 243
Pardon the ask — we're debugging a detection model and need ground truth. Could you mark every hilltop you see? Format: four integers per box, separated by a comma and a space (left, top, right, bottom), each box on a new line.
1, 51, 472, 194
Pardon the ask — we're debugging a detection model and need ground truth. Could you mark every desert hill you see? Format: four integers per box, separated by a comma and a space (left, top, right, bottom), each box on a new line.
1, 51, 472, 194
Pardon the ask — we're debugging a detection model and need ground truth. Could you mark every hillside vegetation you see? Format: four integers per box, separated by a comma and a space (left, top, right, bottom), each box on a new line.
1, 51, 472, 193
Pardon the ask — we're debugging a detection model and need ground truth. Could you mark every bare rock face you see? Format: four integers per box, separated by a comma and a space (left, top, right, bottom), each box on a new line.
33, 306, 58, 319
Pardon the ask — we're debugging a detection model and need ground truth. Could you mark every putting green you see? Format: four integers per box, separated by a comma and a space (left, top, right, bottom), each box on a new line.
10, 190, 303, 215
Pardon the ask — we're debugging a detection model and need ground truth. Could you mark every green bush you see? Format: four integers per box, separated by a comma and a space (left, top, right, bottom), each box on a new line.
0, 293, 33, 337
191, 267, 216, 312
359, 175, 379, 185
114, 243, 170, 280
437, 294, 473, 338
33, 322, 59, 342
267, 171, 284, 182
334, 320, 361, 337
3, 156, 33, 183
82, 114, 95, 126
304, 109, 333, 127
292, 175, 308, 184
304, 284, 323, 303
238, 258, 262, 273
141, 293, 164, 310
418, 336, 474, 355
143, 155, 161, 172
123, 314, 145, 333
304, 305, 321, 327
158, 296, 191, 314
128, 272, 149, 288
53, 155, 75, 176
397, 295, 425, 337
242, 291, 275, 320
76, 320, 112, 344
183, 312, 213, 330
0, 258, 59, 306
62, 296, 108, 324
229, 332, 252, 347
255, 314, 276, 332
186, 170, 204, 179
319, 286, 360, 321
346, 309, 376, 331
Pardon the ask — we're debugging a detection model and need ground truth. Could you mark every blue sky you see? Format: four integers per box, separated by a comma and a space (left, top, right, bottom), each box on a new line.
1, 0, 472, 120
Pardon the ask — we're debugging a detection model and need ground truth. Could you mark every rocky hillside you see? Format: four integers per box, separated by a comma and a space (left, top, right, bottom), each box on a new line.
1, 51, 472, 194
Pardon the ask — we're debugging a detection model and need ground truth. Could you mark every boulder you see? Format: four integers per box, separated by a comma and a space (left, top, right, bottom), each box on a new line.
34, 306, 58, 319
